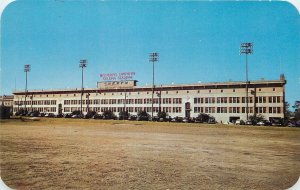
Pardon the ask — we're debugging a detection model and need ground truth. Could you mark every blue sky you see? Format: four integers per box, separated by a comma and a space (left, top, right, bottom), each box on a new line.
1, 1, 299, 106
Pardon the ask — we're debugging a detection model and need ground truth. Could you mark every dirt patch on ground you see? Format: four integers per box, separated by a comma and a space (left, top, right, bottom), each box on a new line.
1, 118, 299, 189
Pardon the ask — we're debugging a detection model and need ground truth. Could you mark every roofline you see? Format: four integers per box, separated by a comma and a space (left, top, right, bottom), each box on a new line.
13, 79, 286, 95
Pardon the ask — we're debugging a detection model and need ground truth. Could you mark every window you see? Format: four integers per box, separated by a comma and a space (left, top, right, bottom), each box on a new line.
273, 88, 275, 91
277, 107, 281, 113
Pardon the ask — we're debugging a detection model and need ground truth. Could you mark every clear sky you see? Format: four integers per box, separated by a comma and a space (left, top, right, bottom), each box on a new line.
1, 1, 299, 106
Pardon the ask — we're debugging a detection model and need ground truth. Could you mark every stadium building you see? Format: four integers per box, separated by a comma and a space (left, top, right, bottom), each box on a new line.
12, 75, 286, 123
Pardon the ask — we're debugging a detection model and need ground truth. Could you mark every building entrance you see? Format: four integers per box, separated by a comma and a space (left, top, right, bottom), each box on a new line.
185, 102, 191, 118
58, 104, 62, 115
229, 116, 240, 123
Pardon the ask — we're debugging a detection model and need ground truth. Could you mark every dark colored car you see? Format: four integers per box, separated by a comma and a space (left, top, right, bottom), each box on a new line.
47, 113, 55, 117
93, 114, 103, 119
183, 117, 193, 123
137, 115, 150, 121
128, 115, 137, 121
39, 113, 46, 117
171, 117, 183, 122
208, 118, 217, 124
64, 113, 72, 118
55, 114, 64, 118
151, 116, 160, 121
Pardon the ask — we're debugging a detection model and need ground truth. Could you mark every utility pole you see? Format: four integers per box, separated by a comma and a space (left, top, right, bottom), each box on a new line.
86, 93, 90, 113
157, 84, 162, 113
79, 59, 87, 116
149, 52, 159, 119
240, 43, 253, 121
24, 64, 31, 113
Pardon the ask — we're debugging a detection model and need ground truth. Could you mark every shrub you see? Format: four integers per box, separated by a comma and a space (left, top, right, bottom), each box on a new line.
249, 114, 265, 124
157, 111, 167, 119
196, 113, 210, 123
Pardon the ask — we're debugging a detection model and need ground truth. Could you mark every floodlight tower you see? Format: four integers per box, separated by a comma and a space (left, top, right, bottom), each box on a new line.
149, 52, 159, 119
24, 64, 31, 112
79, 59, 87, 116
240, 43, 253, 121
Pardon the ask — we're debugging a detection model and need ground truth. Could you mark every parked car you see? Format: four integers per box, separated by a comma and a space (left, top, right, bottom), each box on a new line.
55, 114, 64, 118
151, 116, 160, 121
171, 117, 183, 122
245, 120, 253, 125
183, 117, 193, 123
288, 122, 296, 127
39, 113, 46, 117
72, 114, 83, 118
93, 114, 103, 119
47, 113, 55, 118
84, 111, 96, 119
208, 117, 216, 124
235, 119, 245, 125
128, 115, 137, 121
64, 113, 72, 118
137, 115, 150, 121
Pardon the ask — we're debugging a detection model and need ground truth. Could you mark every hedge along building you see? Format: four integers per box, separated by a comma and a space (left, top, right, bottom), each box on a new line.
12, 75, 286, 123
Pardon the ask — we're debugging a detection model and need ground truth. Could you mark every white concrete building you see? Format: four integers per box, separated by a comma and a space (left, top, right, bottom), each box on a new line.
12, 75, 286, 122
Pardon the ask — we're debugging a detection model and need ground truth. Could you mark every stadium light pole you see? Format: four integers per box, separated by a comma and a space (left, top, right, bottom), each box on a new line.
149, 52, 159, 119
24, 64, 31, 113
240, 43, 253, 121
79, 59, 87, 116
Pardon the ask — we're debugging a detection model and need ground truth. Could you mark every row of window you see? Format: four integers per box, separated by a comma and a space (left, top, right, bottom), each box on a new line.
63, 98, 182, 105
194, 107, 282, 114
13, 107, 56, 112
63, 107, 182, 113
14, 100, 57, 106
194, 96, 281, 104
16, 87, 279, 98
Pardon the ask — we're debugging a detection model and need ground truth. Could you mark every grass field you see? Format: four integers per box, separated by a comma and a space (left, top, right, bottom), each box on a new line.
1, 118, 299, 189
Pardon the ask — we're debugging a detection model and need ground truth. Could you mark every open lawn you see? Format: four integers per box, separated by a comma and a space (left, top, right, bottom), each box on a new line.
1, 118, 299, 189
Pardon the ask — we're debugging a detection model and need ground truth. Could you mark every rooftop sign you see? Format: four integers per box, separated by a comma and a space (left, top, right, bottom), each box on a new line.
100, 72, 135, 81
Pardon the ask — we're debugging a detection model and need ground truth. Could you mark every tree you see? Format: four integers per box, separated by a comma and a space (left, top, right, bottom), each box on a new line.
119, 111, 130, 120
0, 106, 11, 119
137, 111, 150, 121
157, 111, 167, 119
285, 102, 292, 120
292, 101, 300, 121
103, 110, 116, 119
249, 114, 265, 124
85, 111, 96, 119
196, 113, 210, 123
72, 110, 81, 115
292, 101, 300, 112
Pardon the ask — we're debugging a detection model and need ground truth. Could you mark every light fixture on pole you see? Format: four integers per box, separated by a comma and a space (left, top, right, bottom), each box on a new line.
149, 52, 159, 119
240, 43, 253, 121
24, 64, 31, 113
79, 59, 87, 116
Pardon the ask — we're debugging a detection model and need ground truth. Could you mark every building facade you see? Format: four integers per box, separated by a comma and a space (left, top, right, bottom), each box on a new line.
12, 75, 286, 122
0, 95, 14, 107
